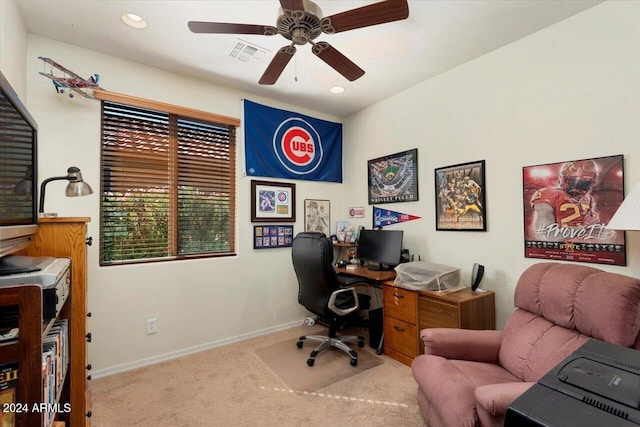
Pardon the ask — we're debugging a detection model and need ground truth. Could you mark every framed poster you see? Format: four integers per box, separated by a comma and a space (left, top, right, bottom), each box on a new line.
251, 180, 296, 223
523, 154, 625, 266
253, 225, 294, 249
368, 148, 418, 204
435, 160, 486, 231
304, 199, 330, 235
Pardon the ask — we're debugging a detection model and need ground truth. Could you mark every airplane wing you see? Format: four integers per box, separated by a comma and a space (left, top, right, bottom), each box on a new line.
38, 56, 86, 81
38, 57, 102, 98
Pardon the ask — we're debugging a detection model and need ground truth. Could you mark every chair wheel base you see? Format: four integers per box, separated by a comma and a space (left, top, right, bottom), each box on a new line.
297, 334, 362, 367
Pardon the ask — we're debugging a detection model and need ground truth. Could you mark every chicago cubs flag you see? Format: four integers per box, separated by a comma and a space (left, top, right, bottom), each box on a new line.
244, 99, 342, 182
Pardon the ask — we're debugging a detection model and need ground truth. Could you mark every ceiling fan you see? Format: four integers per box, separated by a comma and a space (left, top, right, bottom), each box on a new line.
188, 0, 409, 85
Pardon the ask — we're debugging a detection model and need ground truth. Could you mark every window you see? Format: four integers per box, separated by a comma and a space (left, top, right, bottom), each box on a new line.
97, 91, 239, 265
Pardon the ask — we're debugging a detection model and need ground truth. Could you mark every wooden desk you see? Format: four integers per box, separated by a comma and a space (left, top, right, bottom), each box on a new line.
334, 265, 394, 354
333, 266, 495, 365
334, 264, 396, 285
383, 281, 495, 366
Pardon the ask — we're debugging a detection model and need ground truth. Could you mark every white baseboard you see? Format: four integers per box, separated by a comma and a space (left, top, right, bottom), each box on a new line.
91, 319, 303, 379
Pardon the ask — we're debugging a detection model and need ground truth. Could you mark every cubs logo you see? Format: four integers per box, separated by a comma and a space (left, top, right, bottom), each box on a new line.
273, 118, 323, 175
277, 191, 288, 203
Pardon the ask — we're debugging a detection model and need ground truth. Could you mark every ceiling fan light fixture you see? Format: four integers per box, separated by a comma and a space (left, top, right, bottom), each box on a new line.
188, 0, 409, 85
122, 13, 147, 29
330, 86, 344, 94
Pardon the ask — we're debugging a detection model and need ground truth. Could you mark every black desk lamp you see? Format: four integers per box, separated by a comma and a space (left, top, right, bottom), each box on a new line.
39, 166, 93, 217
13, 165, 33, 195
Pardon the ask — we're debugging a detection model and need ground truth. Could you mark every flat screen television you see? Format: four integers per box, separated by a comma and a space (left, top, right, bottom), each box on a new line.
357, 229, 403, 271
0, 70, 38, 271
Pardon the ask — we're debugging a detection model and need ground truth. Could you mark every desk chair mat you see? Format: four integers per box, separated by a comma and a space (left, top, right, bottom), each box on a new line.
255, 327, 384, 392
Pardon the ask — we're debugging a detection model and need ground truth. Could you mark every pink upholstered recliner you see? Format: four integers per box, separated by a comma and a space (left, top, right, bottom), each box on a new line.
411, 262, 640, 427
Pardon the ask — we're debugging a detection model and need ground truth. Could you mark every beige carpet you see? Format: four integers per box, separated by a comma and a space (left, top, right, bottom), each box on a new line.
255, 332, 384, 392
90, 324, 427, 426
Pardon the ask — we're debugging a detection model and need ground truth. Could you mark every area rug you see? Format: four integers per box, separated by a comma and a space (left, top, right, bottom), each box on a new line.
255, 332, 384, 392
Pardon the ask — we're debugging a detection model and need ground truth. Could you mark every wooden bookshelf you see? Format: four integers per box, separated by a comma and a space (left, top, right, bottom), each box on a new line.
18, 217, 92, 425
0, 285, 44, 426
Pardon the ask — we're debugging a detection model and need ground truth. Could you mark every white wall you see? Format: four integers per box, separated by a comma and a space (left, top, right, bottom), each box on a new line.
0, 0, 28, 99
3, 0, 639, 376
21, 35, 346, 376
340, 1, 640, 327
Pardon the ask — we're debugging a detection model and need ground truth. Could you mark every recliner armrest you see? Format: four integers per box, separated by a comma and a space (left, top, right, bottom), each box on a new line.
420, 328, 502, 363
474, 382, 536, 416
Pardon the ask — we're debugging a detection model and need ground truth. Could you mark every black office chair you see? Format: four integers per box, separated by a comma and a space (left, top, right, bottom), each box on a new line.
291, 232, 370, 367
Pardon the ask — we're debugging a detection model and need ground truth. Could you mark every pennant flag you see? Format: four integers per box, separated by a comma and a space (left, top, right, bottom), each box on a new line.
244, 99, 343, 182
373, 206, 421, 228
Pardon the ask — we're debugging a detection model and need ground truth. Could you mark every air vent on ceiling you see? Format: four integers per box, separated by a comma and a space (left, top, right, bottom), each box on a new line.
229, 39, 270, 63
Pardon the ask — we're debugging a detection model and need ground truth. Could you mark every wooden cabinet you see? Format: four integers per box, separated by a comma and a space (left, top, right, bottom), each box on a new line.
19, 217, 91, 425
383, 282, 495, 366
382, 285, 419, 366
0, 285, 45, 426
418, 289, 496, 332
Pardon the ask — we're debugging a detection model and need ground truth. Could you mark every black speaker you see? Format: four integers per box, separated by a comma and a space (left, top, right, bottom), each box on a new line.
368, 307, 383, 349
400, 249, 410, 263
471, 263, 485, 291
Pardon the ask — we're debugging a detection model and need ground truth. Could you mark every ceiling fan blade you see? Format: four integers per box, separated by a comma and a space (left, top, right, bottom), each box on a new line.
279, 0, 305, 13
259, 45, 297, 85
321, 0, 409, 34
188, 21, 278, 36
312, 42, 365, 82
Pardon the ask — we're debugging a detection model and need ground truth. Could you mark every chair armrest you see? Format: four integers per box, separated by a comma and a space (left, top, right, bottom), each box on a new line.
328, 287, 359, 316
474, 382, 536, 416
420, 328, 502, 363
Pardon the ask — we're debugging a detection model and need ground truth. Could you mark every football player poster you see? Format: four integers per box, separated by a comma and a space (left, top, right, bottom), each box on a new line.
435, 160, 486, 231
523, 154, 625, 266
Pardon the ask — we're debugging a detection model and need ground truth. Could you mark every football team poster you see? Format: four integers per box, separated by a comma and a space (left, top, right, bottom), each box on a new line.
523, 154, 625, 266
435, 160, 486, 231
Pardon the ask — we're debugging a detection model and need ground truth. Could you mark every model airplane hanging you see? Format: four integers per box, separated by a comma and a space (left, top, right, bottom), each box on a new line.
38, 56, 102, 98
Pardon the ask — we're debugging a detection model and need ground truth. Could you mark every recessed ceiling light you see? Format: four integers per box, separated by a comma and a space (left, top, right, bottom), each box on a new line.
122, 13, 147, 29
330, 86, 344, 94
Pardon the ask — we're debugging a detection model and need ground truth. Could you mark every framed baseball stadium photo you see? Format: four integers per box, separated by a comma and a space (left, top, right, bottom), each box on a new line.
368, 148, 418, 205
251, 180, 296, 223
522, 154, 625, 266
435, 160, 486, 231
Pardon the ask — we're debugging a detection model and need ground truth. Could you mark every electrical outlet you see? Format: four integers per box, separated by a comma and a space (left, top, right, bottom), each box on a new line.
146, 318, 157, 335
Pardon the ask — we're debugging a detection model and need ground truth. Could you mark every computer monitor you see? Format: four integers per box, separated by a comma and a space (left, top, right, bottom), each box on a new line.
357, 229, 403, 271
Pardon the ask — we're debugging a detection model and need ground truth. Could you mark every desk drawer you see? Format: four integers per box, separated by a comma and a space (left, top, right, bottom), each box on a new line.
420, 297, 459, 328
383, 286, 417, 324
384, 316, 418, 358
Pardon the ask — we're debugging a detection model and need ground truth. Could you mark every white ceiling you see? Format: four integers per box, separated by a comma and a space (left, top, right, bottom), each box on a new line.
16, 0, 602, 118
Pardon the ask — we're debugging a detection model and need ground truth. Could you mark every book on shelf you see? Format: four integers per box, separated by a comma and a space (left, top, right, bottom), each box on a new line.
41, 318, 69, 426
0, 361, 18, 427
